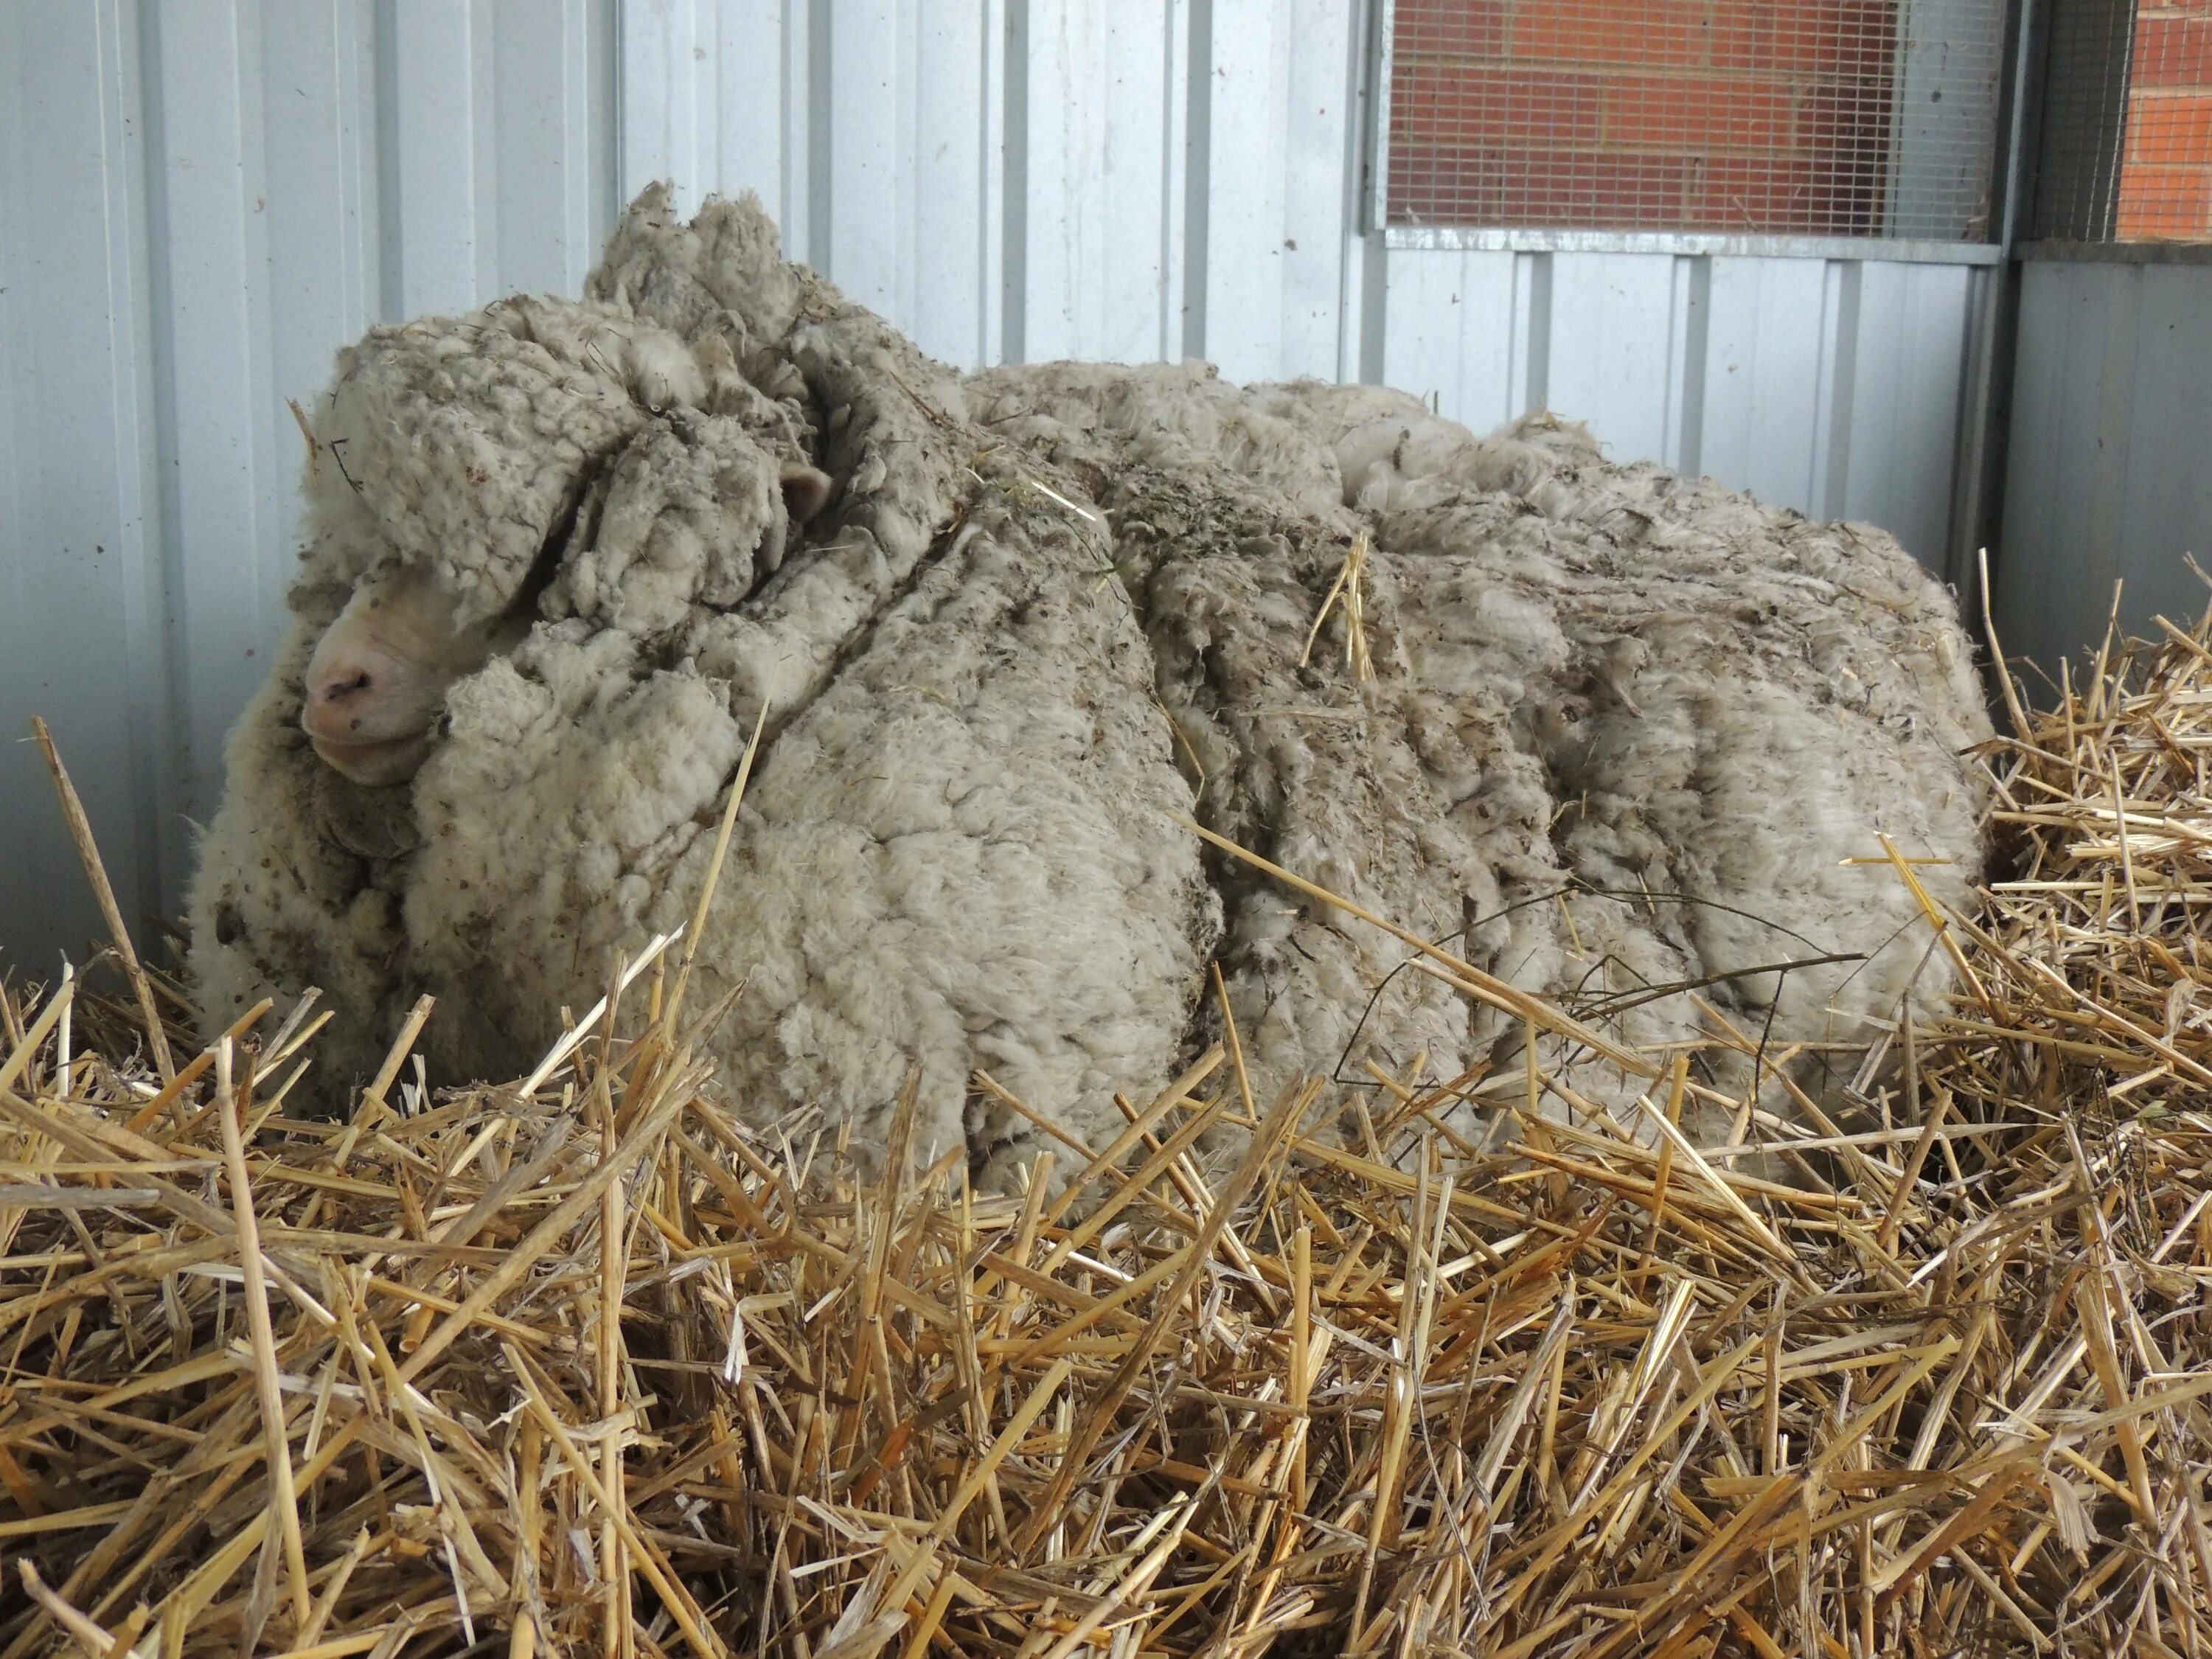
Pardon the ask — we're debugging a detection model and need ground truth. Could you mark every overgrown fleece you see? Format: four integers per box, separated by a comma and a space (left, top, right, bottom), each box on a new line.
188, 186, 1992, 1184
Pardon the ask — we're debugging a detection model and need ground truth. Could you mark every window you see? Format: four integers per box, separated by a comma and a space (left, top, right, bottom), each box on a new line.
1381, 1, 2009, 243
2120, 2, 2212, 237
2028, 0, 2212, 242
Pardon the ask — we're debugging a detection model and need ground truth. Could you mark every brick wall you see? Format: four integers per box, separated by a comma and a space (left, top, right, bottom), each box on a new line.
1387, 0, 1902, 234
2119, 0, 2212, 238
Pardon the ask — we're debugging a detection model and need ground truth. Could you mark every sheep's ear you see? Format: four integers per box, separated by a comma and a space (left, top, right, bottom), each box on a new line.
779, 465, 835, 528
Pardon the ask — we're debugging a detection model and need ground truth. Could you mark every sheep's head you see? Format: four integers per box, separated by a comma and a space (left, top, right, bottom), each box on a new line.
301, 563, 515, 787
300, 461, 834, 787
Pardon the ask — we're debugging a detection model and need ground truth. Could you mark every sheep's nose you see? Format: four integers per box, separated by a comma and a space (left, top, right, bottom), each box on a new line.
313, 667, 375, 706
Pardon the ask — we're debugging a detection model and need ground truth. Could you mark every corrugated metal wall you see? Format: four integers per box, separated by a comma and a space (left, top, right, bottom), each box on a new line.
1378, 248, 1983, 567
0, 0, 618, 978
0, 0, 1989, 973
1996, 253, 2212, 683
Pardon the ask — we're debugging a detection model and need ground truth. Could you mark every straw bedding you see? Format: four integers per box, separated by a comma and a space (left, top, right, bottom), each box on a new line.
7, 595, 2212, 1657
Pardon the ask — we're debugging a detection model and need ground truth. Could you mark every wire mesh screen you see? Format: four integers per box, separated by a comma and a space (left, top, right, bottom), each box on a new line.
1384, 1, 2008, 240
2034, 0, 2143, 237
2124, 4, 2212, 236
2034, 0, 2212, 241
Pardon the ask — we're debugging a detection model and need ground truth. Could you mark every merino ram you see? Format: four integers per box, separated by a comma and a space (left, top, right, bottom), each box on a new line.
187, 186, 1992, 1183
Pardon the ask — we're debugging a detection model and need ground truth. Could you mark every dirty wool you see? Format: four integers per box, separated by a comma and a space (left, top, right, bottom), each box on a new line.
187, 187, 1990, 1180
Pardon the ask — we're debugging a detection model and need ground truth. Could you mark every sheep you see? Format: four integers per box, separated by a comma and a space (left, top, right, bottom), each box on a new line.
189, 211, 1219, 1189
188, 184, 1992, 1185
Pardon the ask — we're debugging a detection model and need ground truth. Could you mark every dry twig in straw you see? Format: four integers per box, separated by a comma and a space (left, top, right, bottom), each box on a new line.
1300, 531, 1375, 684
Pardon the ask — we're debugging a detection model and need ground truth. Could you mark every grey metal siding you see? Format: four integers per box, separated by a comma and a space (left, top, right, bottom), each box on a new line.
1996, 256, 2212, 687
0, 0, 1990, 971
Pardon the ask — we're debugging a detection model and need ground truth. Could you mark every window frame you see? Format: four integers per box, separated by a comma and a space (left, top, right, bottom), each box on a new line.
1366, 0, 2021, 265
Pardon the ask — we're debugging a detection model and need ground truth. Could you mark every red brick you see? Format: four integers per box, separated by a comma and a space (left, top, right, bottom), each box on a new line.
1508, 0, 1716, 69
1694, 155, 1877, 232
1796, 84, 1893, 153
2129, 91, 2212, 164
2117, 163, 2212, 237
1392, 139, 1886, 234
1385, 143, 1510, 224
1385, 144, 1706, 231
1603, 71, 1798, 153
1385, 0, 1910, 234
2134, 15, 2212, 86
1391, 61, 1606, 150
1495, 150, 1698, 227
1391, 0, 1508, 58
1812, 153, 1890, 232
1710, 0, 1894, 76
